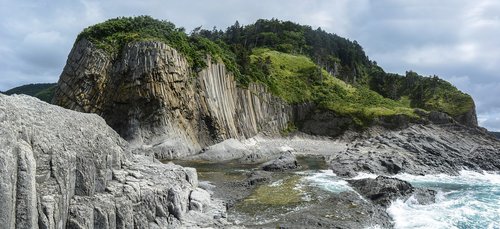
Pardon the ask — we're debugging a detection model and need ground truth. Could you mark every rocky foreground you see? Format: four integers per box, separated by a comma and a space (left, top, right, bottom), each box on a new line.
0, 94, 228, 228
2, 94, 500, 228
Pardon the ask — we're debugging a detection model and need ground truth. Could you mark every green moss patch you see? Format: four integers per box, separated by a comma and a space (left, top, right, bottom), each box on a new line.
236, 176, 304, 214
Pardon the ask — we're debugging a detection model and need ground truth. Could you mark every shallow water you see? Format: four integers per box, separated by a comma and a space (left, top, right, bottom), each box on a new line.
165, 158, 500, 228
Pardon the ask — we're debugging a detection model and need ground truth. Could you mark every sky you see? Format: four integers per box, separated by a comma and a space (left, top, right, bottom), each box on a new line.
0, 0, 499, 131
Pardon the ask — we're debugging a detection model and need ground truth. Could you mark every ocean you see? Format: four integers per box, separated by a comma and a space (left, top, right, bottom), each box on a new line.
306, 170, 500, 229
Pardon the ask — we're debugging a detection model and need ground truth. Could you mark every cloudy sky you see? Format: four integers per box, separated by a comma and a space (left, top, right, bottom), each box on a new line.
0, 0, 499, 131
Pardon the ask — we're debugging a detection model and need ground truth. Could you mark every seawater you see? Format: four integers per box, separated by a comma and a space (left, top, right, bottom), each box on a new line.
389, 171, 500, 229
305, 170, 500, 229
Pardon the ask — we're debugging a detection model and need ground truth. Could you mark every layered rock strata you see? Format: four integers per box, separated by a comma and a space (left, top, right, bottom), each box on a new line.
330, 124, 500, 177
0, 94, 217, 228
53, 39, 291, 159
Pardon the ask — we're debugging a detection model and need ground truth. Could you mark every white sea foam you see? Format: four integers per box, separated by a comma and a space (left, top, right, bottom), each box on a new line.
351, 172, 379, 180
303, 170, 353, 193
388, 171, 500, 229
302, 170, 500, 228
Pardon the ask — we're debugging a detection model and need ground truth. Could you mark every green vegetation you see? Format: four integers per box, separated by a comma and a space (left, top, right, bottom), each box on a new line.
77, 16, 239, 73
249, 48, 415, 126
281, 122, 298, 135
369, 67, 474, 117
76, 16, 474, 127
4, 83, 57, 103
197, 18, 473, 121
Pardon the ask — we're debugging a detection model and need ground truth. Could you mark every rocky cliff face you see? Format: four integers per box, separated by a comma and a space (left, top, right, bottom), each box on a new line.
54, 39, 291, 159
454, 103, 479, 127
0, 94, 219, 228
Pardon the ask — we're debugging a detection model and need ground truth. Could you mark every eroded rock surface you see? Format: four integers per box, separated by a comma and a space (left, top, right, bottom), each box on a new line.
0, 94, 224, 228
330, 124, 500, 177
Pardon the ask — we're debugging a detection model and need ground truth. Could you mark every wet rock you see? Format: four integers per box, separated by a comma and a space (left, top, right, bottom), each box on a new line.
246, 171, 272, 186
330, 124, 500, 177
262, 151, 300, 171
348, 176, 436, 207
413, 188, 437, 205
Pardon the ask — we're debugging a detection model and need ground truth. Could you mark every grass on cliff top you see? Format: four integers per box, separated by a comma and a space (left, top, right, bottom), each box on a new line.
249, 48, 416, 125
420, 80, 474, 117
77, 16, 240, 74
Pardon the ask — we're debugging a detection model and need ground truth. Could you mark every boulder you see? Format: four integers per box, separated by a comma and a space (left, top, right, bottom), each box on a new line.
262, 151, 300, 171
189, 188, 211, 212
347, 176, 435, 207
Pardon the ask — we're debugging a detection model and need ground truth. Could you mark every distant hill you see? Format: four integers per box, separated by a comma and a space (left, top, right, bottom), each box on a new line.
490, 132, 500, 139
4, 83, 57, 103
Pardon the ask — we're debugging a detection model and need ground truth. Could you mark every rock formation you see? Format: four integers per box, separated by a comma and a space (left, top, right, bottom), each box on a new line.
330, 124, 500, 177
261, 151, 300, 171
0, 94, 221, 228
348, 176, 436, 207
53, 39, 291, 159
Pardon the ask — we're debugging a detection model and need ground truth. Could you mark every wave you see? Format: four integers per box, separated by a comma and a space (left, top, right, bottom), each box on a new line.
388, 171, 500, 229
304, 170, 500, 228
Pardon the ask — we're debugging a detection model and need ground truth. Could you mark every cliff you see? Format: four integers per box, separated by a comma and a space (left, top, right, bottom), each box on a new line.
0, 94, 219, 228
53, 17, 480, 159
54, 39, 291, 159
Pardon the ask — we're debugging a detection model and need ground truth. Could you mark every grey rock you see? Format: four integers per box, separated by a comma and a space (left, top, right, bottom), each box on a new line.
348, 176, 436, 207
330, 124, 500, 177
454, 102, 478, 127
0, 94, 222, 228
428, 111, 454, 124
261, 151, 300, 171
413, 188, 437, 205
298, 109, 354, 137
189, 188, 211, 212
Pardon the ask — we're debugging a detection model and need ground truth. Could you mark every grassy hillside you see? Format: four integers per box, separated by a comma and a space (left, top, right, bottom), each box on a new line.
75, 16, 475, 128
4, 83, 57, 103
369, 67, 474, 118
248, 48, 415, 125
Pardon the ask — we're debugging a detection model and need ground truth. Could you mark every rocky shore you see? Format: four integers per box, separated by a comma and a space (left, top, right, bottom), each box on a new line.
0, 94, 228, 228
2, 93, 500, 228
